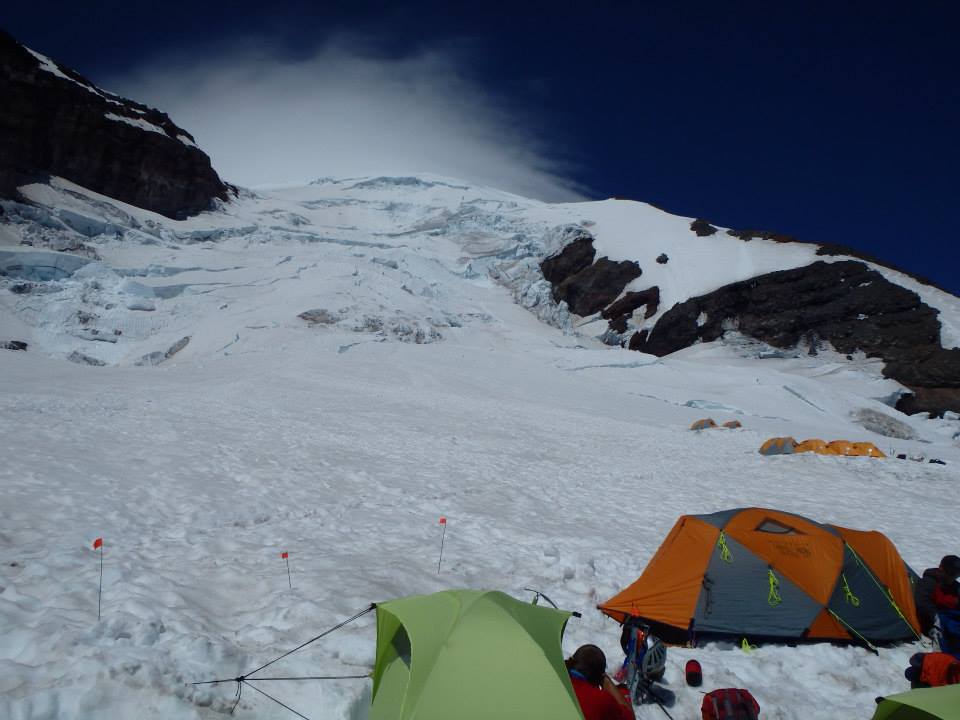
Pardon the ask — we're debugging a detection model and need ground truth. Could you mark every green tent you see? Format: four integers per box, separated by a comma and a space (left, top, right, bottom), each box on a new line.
872, 685, 960, 720
369, 589, 584, 720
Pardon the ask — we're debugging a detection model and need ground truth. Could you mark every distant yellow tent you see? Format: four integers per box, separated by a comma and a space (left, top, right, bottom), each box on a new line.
827, 440, 854, 456
722, 420, 743, 429
759, 437, 797, 455
795, 439, 828, 453
690, 418, 717, 431
794, 439, 886, 459
850, 442, 886, 458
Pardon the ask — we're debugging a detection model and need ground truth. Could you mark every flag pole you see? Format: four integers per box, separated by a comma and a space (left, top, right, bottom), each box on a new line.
286, 556, 292, 589
437, 517, 447, 574
97, 539, 103, 621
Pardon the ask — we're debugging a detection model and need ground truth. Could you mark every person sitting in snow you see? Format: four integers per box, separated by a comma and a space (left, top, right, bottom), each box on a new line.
566, 644, 635, 720
915, 555, 960, 654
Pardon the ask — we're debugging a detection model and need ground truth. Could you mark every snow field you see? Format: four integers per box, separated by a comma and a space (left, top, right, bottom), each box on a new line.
2, 331, 956, 720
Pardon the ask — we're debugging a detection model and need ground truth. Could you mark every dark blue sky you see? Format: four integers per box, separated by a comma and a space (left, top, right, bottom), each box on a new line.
6, 1, 959, 294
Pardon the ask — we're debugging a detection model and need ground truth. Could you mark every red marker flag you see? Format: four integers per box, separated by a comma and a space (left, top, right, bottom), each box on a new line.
281, 551, 292, 588
93, 537, 104, 620
439, 516, 447, 525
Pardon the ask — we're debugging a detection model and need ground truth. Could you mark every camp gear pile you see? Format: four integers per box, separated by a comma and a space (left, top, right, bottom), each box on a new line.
700, 688, 760, 720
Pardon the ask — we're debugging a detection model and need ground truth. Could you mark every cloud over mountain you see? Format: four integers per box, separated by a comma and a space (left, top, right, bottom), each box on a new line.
107, 39, 586, 201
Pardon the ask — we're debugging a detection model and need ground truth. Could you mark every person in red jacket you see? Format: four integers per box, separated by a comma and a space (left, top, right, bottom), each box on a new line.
566, 645, 635, 720
915, 555, 960, 635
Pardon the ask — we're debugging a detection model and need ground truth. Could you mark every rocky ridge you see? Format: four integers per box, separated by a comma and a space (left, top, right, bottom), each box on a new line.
539, 228, 960, 416
0, 30, 230, 219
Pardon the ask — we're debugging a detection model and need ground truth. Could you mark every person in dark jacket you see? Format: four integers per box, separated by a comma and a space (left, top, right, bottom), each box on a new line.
915, 555, 960, 636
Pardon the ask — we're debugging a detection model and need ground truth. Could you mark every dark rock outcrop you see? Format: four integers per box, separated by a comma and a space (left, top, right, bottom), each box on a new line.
656, 253, 669, 264
629, 259, 959, 415
690, 219, 718, 236
896, 387, 960, 418
884, 348, 960, 389
540, 232, 595, 285
627, 330, 648, 351
726, 228, 799, 244
634, 261, 937, 356
602, 287, 660, 333
553, 257, 642, 317
539, 229, 643, 317
607, 315, 628, 334
603, 287, 660, 321
0, 30, 230, 219
887, 350, 960, 417
1, 340, 28, 351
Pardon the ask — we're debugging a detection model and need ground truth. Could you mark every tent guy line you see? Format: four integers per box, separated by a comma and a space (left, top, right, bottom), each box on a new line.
190, 604, 376, 718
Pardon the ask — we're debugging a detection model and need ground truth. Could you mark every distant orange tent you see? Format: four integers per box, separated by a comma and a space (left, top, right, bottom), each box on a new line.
827, 440, 854, 456
794, 439, 886, 458
598, 507, 921, 646
722, 420, 742, 429
759, 437, 797, 455
795, 439, 828, 454
690, 418, 717, 431
850, 442, 886, 458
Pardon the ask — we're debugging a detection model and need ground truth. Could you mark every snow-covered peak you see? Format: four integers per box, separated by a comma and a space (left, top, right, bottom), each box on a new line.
4, 172, 958, 364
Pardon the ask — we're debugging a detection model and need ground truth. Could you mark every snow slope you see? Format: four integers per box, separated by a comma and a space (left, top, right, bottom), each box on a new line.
1, 175, 959, 720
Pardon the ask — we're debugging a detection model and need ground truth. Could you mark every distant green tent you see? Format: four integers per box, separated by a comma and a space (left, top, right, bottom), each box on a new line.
872, 684, 960, 720
369, 589, 583, 720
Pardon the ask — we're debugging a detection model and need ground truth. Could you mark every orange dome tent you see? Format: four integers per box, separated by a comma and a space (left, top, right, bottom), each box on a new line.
759, 437, 797, 455
598, 507, 920, 647
827, 440, 854, 456
690, 418, 717, 431
850, 442, 886, 458
793, 439, 887, 458
795, 439, 828, 454
722, 420, 743, 429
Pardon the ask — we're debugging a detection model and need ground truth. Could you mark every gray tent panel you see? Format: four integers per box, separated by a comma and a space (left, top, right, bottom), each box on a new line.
826, 545, 917, 642
764, 511, 839, 537
694, 508, 745, 530
693, 534, 822, 638
696, 508, 839, 537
